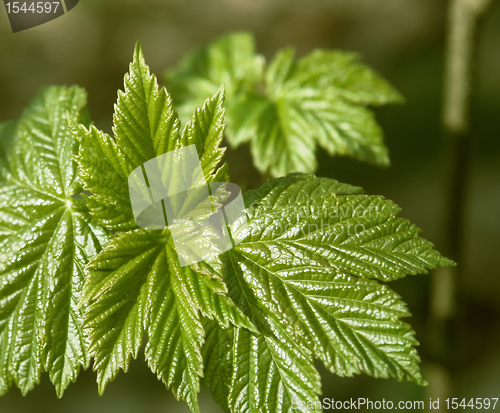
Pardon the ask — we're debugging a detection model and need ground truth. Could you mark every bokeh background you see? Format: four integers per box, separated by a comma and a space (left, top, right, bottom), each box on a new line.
1, 0, 499, 412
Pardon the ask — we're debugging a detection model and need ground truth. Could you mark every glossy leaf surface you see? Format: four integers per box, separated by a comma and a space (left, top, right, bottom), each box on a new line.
202, 173, 454, 412
17, 42, 453, 413
0, 86, 107, 397
71, 43, 253, 412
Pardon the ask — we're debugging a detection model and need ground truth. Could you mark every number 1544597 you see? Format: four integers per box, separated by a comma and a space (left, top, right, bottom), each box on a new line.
5, 2, 60, 14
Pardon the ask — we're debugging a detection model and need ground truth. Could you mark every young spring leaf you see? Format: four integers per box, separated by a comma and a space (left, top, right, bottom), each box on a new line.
203, 252, 323, 413
69, 42, 452, 413
70, 42, 253, 412
201, 173, 455, 412
0, 86, 107, 397
166, 32, 263, 123
166, 32, 403, 177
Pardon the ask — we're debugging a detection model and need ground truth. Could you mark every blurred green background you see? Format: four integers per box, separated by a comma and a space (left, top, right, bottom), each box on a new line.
0, 0, 499, 412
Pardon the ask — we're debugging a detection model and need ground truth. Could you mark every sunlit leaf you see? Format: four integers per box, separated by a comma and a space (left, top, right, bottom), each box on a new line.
0, 86, 107, 397
202, 173, 454, 411
71, 43, 252, 412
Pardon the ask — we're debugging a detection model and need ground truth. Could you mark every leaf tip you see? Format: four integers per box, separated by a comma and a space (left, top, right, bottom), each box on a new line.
215, 84, 226, 101
55, 384, 66, 399
134, 41, 145, 61
66, 111, 78, 131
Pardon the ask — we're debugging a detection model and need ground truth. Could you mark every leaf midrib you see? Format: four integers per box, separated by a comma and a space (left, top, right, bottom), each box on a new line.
3, 173, 69, 205
0, 205, 69, 328
227, 250, 320, 412
233, 249, 420, 381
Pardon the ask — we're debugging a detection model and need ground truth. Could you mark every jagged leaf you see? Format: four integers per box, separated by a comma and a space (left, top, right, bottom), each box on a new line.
202, 173, 454, 412
236, 174, 451, 282
166, 32, 263, 123
166, 32, 403, 177
202, 251, 322, 413
71, 42, 252, 412
70, 41, 453, 413
0, 86, 107, 397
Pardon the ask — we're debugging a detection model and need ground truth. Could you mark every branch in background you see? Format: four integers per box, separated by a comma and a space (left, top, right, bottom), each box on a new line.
427, 0, 496, 409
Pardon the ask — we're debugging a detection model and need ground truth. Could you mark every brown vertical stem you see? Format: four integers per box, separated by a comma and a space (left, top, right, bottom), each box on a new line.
426, 0, 495, 410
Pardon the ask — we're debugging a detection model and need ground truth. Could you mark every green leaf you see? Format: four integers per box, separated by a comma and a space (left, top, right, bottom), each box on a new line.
201, 320, 233, 413
71, 41, 453, 413
166, 32, 403, 177
202, 251, 322, 413
237, 173, 453, 375
81, 229, 160, 392
202, 173, 454, 412
236, 173, 452, 282
166, 32, 263, 123
72, 42, 253, 412
293, 50, 403, 105
0, 86, 107, 397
